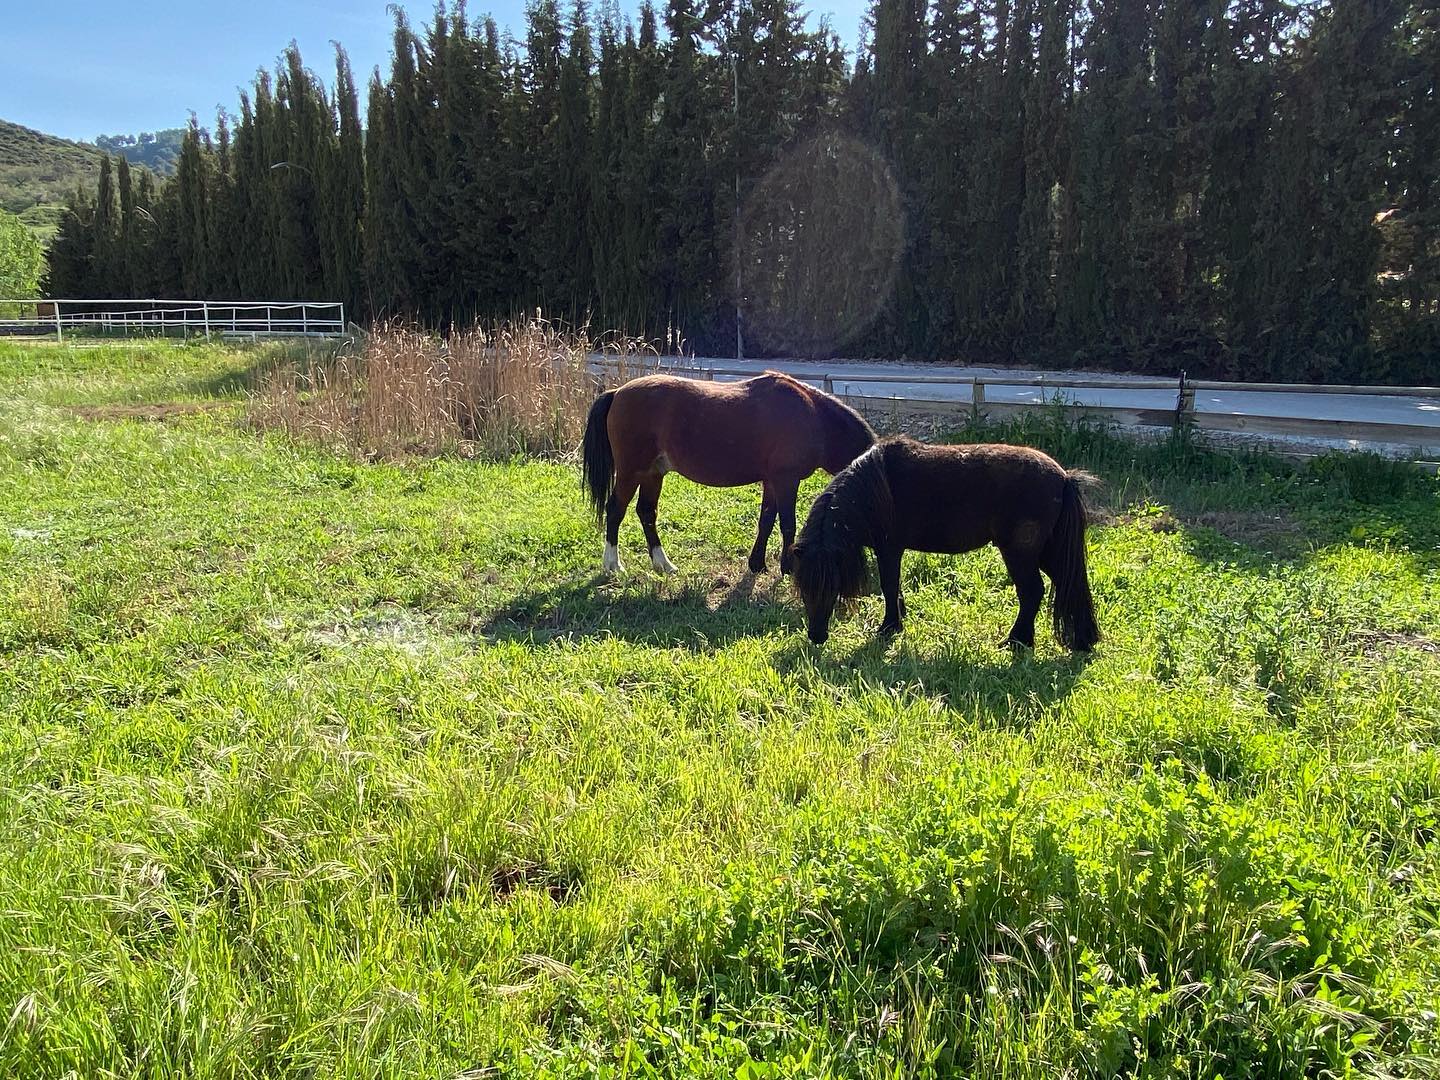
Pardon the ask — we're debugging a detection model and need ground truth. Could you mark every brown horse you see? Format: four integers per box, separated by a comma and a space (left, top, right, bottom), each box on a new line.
791, 436, 1100, 651
582, 372, 876, 575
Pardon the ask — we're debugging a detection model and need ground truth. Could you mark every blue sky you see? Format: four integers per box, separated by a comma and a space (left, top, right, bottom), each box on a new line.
3, 0, 869, 143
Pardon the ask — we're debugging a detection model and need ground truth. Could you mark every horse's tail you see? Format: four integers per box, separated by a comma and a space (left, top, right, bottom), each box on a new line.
1045, 472, 1100, 652
581, 390, 616, 527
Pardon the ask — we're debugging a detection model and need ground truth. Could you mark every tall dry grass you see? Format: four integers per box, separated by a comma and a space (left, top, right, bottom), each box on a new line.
249, 316, 674, 459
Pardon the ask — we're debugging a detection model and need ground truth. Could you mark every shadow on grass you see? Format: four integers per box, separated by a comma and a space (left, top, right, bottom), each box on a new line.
476, 569, 798, 650
770, 626, 1093, 728
182, 340, 342, 400
479, 567, 1093, 723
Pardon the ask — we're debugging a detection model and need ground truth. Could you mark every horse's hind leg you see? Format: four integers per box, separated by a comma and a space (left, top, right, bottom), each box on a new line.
603, 474, 640, 573
1000, 547, 1044, 649
638, 474, 677, 574
748, 482, 778, 574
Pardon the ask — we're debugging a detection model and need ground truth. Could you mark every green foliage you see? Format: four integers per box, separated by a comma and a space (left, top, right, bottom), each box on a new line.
1, 340, 1439, 1076
0, 206, 44, 299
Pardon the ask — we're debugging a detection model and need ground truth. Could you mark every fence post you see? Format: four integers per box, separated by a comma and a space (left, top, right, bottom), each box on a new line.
302, 305, 309, 337
971, 378, 985, 422
1175, 370, 1196, 435
54, 300, 63, 343
203, 301, 211, 340
267, 307, 273, 336
823, 375, 834, 395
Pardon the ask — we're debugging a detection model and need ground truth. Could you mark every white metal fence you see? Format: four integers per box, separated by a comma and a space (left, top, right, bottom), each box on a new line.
0, 298, 345, 341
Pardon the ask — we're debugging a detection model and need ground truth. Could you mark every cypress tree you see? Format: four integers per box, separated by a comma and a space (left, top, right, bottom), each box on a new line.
132, 170, 159, 297
553, 0, 596, 320
174, 120, 212, 297
654, 0, 719, 343
116, 155, 136, 297
44, 187, 96, 299
330, 45, 366, 321
92, 155, 119, 298
866, 0, 931, 353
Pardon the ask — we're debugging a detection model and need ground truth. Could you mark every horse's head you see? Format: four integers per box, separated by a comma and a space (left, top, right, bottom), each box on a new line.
791, 490, 869, 645
820, 396, 877, 475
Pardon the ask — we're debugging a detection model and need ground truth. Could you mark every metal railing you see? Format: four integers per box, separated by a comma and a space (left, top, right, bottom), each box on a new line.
591, 357, 1440, 458
0, 298, 346, 341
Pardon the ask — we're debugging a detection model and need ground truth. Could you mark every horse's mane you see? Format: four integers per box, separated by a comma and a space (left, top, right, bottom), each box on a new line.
792, 445, 894, 608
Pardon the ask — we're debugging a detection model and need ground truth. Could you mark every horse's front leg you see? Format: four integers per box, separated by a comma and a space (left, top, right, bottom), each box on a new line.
748, 482, 778, 574
877, 546, 905, 637
776, 482, 801, 575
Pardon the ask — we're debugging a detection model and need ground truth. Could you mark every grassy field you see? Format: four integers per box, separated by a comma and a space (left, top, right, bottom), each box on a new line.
2, 340, 1439, 1078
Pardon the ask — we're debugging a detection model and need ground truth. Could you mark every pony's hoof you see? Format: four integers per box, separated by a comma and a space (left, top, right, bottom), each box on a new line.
650, 546, 678, 575
878, 621, 903, 639
747, 554, 767, 575
602, 543, 624, 574
1002, 637, 1034, 651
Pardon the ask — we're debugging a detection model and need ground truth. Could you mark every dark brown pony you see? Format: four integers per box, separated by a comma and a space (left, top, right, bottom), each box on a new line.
791, 436, 1100, 651
582, 372, 875, 575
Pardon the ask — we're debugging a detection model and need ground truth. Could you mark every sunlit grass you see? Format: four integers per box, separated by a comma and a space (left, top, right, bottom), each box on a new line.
1, 340, 1438, 1077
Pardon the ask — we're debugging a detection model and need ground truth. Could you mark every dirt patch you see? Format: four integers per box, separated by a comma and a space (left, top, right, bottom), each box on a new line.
1349, 628, 1440, 659
491, 862, 579, 904
1110, 509, 1183, 533
69, 402, 229, 423
1184, 510, 1304, 551
1105, 507, 1305, 553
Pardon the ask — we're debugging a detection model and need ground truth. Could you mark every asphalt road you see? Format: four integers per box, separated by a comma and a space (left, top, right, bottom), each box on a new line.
653, 356, 1440, 455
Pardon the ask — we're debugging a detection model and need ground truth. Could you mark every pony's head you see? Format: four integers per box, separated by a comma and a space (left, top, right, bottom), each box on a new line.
791, 490, 870, 645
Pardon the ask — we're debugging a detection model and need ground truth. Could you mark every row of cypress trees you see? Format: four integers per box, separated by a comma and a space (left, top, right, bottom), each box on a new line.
45, 0, 1439, 382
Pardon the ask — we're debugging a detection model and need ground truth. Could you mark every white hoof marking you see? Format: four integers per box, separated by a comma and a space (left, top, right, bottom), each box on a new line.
603, 543, 623, 573
650, 546, 678, 574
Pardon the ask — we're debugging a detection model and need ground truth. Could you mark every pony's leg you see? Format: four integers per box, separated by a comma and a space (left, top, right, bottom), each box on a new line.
776, 482, 801, 575
747, 482, 778, 574
637, 474, 677, 574
1000, 548, 1044, 649
603, 474, 640, 573
877, 546, 905, 636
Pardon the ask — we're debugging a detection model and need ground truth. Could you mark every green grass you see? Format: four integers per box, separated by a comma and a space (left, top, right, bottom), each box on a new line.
2, 340, 1439, 1078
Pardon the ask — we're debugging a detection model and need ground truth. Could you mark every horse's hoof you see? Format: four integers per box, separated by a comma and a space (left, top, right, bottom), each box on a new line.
602, 543, 624, 574
650, 546, 678, 575
878, 621, 903, 639
747, 554, 767, 575
1002, 637, 1034, 651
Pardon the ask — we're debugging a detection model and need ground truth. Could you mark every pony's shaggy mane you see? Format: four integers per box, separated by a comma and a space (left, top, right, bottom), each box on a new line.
791, 445, 894, 610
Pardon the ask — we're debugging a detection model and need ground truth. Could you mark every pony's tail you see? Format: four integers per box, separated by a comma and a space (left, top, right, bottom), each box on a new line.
1045, 473, 1100, 652
581, 391, 616, 527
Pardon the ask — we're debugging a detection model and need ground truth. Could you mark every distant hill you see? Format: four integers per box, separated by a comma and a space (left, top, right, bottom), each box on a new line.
95, 129, 184, 176
0, 120, 182, 244
0, 120, 104, 242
